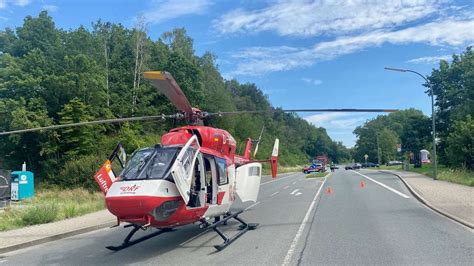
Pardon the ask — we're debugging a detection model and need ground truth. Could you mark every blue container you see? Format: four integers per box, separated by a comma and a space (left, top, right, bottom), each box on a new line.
10, 171, 34, 200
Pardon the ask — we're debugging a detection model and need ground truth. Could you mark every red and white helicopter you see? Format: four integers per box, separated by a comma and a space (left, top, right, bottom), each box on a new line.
0, 71, 396, 251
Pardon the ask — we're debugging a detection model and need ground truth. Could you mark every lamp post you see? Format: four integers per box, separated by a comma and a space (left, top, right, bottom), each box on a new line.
384, 67, 437, 180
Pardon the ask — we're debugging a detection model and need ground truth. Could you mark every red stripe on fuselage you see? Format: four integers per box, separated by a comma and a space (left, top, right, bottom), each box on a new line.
217, 191, 225, 205
106, 195, 208, 228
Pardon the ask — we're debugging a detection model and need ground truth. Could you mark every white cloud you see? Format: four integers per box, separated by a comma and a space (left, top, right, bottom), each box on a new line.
228, 19, 474, 76
141, 0, 212, 24
42, 4, 58, 12
0, 0, 31, 9
407, 54, 452, 64
304, 112, 367, 129
302, 78, 322, 86
304, 112, 373, 147
215, 0, 446, 37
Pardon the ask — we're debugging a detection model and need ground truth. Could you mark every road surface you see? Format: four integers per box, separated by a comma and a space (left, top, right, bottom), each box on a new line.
1, 170, 472, 265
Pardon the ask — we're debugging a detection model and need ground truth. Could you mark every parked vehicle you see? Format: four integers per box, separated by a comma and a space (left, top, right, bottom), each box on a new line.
387, 160, 403, 166
303, 163, 324, 174
361, 162, 379, 168
345, 163, 361, 170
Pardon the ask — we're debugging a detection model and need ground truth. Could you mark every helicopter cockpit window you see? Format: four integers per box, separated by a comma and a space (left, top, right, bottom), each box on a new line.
120, 147, 179, 180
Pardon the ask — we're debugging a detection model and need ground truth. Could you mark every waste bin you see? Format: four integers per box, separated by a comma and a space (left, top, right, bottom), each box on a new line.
10, 171, 34, 201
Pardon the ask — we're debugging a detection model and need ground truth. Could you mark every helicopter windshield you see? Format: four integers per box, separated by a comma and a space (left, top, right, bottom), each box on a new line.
120, 146, 180, 180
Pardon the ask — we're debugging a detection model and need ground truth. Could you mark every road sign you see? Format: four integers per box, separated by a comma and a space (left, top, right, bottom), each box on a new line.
364, 154, 368, 160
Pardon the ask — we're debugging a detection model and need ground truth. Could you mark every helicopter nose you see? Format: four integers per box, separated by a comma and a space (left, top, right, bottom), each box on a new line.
106, 196, 169, 218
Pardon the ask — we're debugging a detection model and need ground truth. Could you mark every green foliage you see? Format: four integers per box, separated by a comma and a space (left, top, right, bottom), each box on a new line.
445, 115, 474, 169
427, 47, 474, 168
353, 109, 431, 164
0, 188, 105, 231
21, 203, 59, 225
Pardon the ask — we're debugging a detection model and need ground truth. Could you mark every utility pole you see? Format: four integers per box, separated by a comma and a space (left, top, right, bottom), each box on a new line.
384, 67, 437, 180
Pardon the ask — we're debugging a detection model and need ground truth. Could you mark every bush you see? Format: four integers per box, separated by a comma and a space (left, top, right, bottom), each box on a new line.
445, 115, 474, 169
49, 154, 106, 191
21, 203, 59, 225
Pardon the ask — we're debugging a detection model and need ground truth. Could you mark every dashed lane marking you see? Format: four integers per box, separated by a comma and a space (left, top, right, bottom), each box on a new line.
282, 173, 330, 265
283, 186, 290, 190
244, 201, 260, 211
290, 189, 299, 195
261, 174, 298, 186
270, 191, 279, 197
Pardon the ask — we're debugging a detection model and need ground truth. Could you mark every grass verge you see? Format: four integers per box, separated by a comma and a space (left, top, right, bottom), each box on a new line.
305, 172, 327, 178
0, 188, 105, 231
379, 164, 474, 187
262, 165, 304, 176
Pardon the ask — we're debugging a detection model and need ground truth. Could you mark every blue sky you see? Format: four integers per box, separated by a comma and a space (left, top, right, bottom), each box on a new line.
1, 0, 473, 147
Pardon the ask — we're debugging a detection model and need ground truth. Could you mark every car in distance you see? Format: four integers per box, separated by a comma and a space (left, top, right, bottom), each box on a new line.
361, 162, 379, 168
345, 163, 362, 170
386, 160, 403, 166
303, 163, 324, 174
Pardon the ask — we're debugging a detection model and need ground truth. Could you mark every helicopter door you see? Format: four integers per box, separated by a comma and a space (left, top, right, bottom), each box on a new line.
170, 135, 203, 205
235, 163, 262, 202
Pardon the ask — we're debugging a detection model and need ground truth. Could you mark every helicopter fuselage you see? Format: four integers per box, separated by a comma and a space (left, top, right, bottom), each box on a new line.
98, 126, 260, 228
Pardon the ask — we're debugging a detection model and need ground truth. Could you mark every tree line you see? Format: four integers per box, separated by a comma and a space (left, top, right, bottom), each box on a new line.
352, 47, 473, 169
0, 12, 350, 189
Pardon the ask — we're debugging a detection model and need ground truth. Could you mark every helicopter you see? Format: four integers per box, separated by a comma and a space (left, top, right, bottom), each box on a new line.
0, 71, 397, 251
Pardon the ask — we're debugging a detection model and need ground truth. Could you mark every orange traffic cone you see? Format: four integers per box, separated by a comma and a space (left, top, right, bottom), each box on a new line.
360, 180, 365, 188
326, 186, 333, 194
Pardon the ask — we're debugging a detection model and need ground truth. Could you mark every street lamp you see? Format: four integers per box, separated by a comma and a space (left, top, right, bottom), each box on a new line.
384, 67, 437, 180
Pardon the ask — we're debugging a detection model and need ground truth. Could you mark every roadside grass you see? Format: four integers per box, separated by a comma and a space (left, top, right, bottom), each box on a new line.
305, 172, 327, 178
0, 188, 105, 231
262, 165, 304, 176
379, 164, 474, 187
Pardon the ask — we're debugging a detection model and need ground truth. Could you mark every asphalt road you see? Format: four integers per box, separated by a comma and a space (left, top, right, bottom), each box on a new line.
1, 169, 473, 265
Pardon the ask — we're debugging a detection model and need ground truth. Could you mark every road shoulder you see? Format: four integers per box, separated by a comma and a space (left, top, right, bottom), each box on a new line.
0, 209, 116, 254
379, 170, 474, 229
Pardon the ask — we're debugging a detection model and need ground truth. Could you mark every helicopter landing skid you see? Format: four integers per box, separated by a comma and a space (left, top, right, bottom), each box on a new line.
210, 210, 258, 251
106, 224, 173, 252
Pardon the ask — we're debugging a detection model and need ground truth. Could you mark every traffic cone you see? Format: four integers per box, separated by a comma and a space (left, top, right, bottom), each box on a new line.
326, 186, 333, 194
360, 180, 365, 188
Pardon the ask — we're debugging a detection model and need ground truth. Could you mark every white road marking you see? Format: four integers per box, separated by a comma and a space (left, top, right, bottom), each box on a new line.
283, 186, 290, 190
292, 181, 296, 185
270, 191, 279, 197
244, 201, 260, 211
295, 192, 302, 196
261, 174, 296, 186
290, 189, 299, 195
0, 260, 7, 264
282, 173, 330, 265
351, 170, 410, 199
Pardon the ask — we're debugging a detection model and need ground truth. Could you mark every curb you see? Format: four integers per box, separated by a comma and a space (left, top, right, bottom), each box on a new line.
380, 170, 474, 229
0, 221, 116, 255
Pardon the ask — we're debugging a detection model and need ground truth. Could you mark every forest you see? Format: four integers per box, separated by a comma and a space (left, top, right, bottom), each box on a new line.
0, 12, 350, 190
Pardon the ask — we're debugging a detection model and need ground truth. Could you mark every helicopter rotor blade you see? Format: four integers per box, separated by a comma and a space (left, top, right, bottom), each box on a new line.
0, 115, 175, 136
206, 108, 397, 117
253, 125, 265, 157
144, 71, 194, 114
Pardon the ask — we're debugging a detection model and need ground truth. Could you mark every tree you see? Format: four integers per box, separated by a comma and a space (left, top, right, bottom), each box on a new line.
58, 98, 99, 158
445, 115, 474, 169
427, 47, 474, 162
